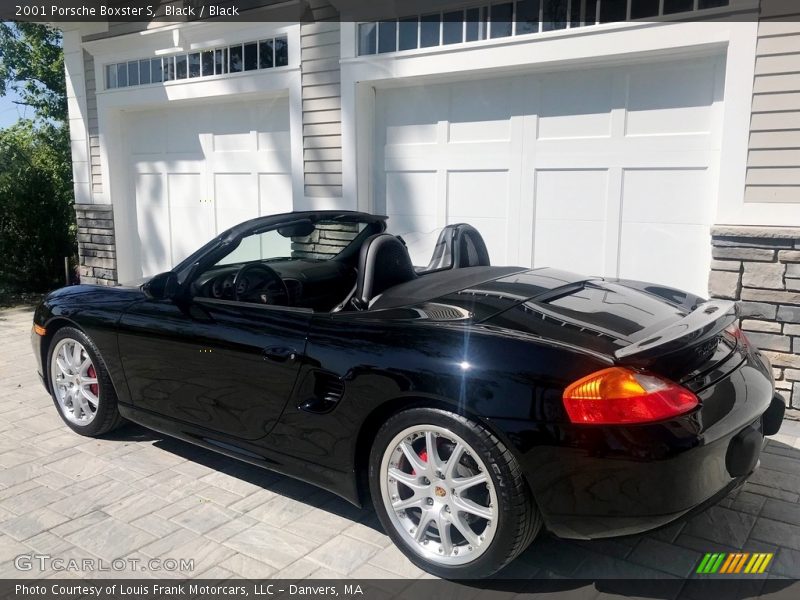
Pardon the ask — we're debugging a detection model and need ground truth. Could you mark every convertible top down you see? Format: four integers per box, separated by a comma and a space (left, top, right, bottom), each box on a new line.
32, 210, 785, 578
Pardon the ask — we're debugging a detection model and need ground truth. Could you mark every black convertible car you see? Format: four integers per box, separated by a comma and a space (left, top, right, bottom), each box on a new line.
32, 210, 785, 578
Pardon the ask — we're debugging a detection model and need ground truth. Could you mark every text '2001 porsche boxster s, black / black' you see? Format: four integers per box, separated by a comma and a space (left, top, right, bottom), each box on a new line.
31, 210, 785, 578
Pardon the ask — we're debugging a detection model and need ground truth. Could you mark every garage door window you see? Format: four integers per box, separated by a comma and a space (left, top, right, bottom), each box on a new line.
357, 0, 730, 55
105, 35, 289, 90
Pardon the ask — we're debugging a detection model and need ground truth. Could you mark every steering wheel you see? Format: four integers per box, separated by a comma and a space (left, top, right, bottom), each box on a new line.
232, 263, 290, 305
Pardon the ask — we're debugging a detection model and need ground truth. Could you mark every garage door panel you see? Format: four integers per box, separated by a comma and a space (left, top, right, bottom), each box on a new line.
215, 100, 290, 153
447, 171, 509, 264
168, 173, 211, 266
388, 214, 439, 237
259, 173, 293, 216
134, 159, 206, 173
165, 110, 205, 155
214, 173, 267, 269
385, 123, 438, 147
534, 222, 606, 277
384, 169, 439, 265
213, 151, 289, 173
392, 216, 441, 266
128, 95, 291, 277
619, 223, 711, 294
380, 87, 444, 146
626, 60, 720, 136
386, 171, 437, 217
212, 131, 254, 153
622, 168, 713, 225
538, 70, 614, 140
534, 139, 719, 160
215, 173, 258, 232
135, 173, 169, 276
535, 170, 608, 220
385, 143, 513, 164
258, 130, 291, 153
374, 55, 723, 296
447, 171, 508, 218
129, 113, 165, 156
447, 78, 513, 143
533, 169, 608, 277
441, 147, 515, 166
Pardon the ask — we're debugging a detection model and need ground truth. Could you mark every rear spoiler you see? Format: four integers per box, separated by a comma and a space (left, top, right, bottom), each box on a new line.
615, 300, 738, 362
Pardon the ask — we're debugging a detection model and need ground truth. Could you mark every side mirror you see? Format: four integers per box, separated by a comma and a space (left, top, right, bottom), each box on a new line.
142, 271, 179, 301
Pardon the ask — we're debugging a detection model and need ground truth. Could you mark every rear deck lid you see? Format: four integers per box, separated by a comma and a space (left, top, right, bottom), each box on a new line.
486, 273, 740, 385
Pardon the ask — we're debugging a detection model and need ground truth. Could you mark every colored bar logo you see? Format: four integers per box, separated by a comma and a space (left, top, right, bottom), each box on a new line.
696, 552, 773, 574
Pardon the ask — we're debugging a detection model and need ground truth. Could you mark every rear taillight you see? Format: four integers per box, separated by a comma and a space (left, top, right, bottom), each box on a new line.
562, 367, 698, 425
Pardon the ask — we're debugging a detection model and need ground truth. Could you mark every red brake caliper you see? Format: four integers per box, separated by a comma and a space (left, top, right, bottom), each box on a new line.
411, 449, 428, 475
87, 365, 98, 397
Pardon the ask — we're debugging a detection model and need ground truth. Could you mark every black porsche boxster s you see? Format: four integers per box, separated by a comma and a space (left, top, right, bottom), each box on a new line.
32, 210, 785, 578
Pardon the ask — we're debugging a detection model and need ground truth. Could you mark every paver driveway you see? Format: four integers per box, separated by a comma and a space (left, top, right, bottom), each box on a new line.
3, 303, 800, 592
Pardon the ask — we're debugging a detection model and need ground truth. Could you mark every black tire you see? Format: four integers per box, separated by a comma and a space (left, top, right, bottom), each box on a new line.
368, 407, 541, 579
46, 326, 124, 437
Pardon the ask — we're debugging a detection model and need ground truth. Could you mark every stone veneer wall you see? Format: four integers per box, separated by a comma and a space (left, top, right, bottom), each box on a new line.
75, 204, 117, 286
291, 222, 360, 259
709, 225, 800, 408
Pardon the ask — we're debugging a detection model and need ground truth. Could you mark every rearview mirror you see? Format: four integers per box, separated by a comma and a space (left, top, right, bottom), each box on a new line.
277, 222, 315, 238
142, 271, 179, 301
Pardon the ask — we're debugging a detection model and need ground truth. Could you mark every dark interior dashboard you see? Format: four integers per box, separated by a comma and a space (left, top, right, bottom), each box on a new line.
193, 258, 356, 311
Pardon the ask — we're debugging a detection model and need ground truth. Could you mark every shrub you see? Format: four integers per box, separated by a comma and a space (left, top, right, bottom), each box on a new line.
0, 120, 75, 292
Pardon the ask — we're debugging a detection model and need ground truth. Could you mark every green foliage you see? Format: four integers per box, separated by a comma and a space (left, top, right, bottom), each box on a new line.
0, 23, 74, 292
0, 121, 75, 292
0, 23, 66, 122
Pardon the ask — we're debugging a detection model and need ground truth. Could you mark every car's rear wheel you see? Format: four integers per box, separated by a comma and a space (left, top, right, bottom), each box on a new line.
369, 407, 541, 578
48, 327, 123, 437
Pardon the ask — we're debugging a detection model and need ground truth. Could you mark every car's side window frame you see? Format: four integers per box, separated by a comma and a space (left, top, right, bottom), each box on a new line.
192, 296, 314, 315
174, 217, 385, 314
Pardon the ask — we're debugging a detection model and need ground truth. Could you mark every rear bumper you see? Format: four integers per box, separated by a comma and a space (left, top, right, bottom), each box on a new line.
551, 471, 751, 541
527, 420, 764, 540
762, 392, 786, 436
492, 347, 780, 540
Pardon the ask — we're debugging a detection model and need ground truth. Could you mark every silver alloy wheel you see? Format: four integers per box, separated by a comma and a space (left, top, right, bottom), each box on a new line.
50, 338, 99, 425
379, 424, 499, 566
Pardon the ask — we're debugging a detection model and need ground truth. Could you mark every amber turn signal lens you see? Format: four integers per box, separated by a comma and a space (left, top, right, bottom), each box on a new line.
563, 367, 698, 425
32, 324, 46, 336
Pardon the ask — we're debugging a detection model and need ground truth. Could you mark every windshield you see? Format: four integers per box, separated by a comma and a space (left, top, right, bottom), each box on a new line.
215, 219, 368, 267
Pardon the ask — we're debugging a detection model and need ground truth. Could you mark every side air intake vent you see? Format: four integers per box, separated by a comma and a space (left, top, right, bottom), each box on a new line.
321, 378, 344, 405
300, 372, 345, 414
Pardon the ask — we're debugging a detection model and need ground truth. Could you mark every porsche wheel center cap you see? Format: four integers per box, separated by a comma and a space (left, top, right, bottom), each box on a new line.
434, 486, 447, 498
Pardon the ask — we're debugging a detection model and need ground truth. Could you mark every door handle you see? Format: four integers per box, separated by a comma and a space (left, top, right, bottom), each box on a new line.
263, 346, 297, 363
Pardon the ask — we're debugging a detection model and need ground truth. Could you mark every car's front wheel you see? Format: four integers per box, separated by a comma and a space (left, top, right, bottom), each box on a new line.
48, 327, 124, 437
369, 407, 541, 578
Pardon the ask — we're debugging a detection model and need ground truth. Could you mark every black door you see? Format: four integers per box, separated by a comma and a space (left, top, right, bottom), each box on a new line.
118, 297, 310, 440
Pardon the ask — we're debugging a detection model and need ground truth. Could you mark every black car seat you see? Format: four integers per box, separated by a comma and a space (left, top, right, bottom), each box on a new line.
353, 233, 418, 309
424, 223, 491, 271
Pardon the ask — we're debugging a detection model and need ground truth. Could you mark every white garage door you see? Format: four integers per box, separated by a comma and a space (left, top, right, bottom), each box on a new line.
374, 55, 725, 296
128, 95, 292, 277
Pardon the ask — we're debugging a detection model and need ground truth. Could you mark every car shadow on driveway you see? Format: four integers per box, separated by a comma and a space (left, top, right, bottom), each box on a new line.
106, 420, 800, 598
